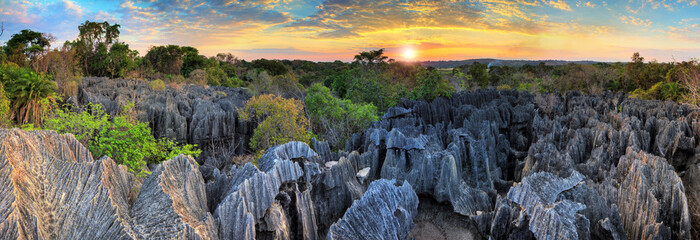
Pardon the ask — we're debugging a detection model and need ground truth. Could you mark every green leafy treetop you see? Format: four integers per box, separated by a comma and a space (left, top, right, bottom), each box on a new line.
239, 94, 311, 159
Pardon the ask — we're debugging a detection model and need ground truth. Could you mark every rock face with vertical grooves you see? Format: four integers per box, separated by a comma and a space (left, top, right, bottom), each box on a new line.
0, 129, 136, 240
326, 179, 419, 240
614, 148, 691, 239
4, 86, 700, 239
130, 155, 217, 239
506, 171, 588, 240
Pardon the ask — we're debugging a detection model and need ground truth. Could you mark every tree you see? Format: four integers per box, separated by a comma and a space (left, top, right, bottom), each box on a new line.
43, 103, 201, 177
144, 45, 184, 75
354, 49, 389, 66
75, 21, 121, 76
305, 83, 378, 149
411, 68, 455, 101
216, 53, 240, 65
238, 94, 311, 157
181, 46, 208, 76
108, 42, 138, 78
251, 58, 289, 76
678, 60, 700, 106
467, 62, 490, 88
3, 29, 53, 67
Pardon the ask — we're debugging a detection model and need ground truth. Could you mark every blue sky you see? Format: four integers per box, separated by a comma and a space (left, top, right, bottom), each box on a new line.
1, 0, 700, 62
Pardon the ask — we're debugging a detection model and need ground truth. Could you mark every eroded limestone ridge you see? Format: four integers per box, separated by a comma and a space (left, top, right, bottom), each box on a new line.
1, 88, 699, 239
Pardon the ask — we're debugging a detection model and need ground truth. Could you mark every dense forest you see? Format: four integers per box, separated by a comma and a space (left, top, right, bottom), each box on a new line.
2, 20, 700, 176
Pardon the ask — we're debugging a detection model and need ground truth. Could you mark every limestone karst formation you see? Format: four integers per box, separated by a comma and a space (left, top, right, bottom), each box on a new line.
1, 79, 698, 239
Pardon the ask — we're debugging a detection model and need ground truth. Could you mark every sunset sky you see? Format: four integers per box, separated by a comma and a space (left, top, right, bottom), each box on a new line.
1, 0, 700, 62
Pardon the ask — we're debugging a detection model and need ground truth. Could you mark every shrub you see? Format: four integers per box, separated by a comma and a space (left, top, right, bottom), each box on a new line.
305, 83, 378, 149
497, 84, 511, 91
0, 64, 57, 125
239, 94, 311, 157
205, 67, 227, 86
43, 103, 201, 177
0, 82, 12, 127
411, 68, 454, 101
629, 81, 683, 101
149, 79, 166, 91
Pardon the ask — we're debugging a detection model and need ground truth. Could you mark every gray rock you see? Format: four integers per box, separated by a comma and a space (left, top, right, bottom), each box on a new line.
130, 155, 217, 239
326, 179, 419, 240
0, 129, 137, 240
507, 171, 588, 240
614, 148, 691, 240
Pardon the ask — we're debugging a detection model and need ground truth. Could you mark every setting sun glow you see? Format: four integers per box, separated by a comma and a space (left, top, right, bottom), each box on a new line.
402, 48, 417, 61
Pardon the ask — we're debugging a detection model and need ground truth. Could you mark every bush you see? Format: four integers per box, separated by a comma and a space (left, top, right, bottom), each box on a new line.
411, 68, 454, 101
305, 83, 378, 149
239, 94, 311, 157
0, 64, 57, 125
205, 67, 227, 86
629, 81, 683, 101
0, 82, 12, 127
43, 103, 201, 177
497, 84, 511, 91
149, 79, 165, 91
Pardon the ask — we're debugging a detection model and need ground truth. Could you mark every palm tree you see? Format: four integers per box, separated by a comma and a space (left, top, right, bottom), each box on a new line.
5, 68, 56, 125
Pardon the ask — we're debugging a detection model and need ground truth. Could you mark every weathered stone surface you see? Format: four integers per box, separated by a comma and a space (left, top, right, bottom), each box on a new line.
4, 86, 700, 240
326, 179, 418, 240
683, 163, 700, 239
130, 155, 217, 239
507, 171, 589, 240
614, 148, 691, 240
0, 129, 136, 239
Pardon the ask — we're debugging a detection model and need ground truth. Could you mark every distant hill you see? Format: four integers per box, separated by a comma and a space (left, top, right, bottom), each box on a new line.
419, 59, 603, 69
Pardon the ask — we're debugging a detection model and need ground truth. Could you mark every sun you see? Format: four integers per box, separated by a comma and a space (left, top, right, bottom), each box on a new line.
402, 48, 417, 60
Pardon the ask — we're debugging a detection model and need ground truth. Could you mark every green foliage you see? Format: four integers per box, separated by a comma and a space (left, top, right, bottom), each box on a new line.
517, 82, 533, 92
305, 83, 378, 149
497, 84, 511, 91
43, 103, 200, 177
0, 64, 56, 125
108, 42, 138, 78
328, 69, 354, 97
74, 21, 122, 76
239, 94, 311, 157
205, 67, 228, 86
144, 45, 184, 75
411, 68, 454, 101
251, 59, 289, 76
629, 81, 683, 101
181, 46, 208, 77
4, 29, 52, 67
149, 79, 165, 91
467, 62, 490, 88
0, 82, 11, 127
